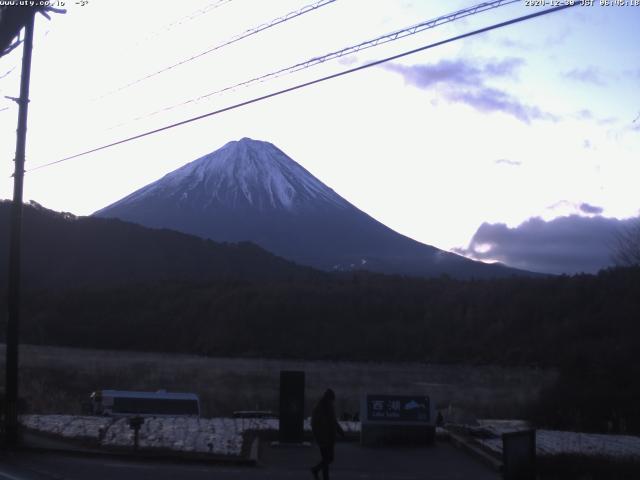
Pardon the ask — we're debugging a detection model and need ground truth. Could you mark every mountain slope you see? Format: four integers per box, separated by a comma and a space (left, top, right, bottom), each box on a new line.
95, 138, 531, 278
0, 201, 319, 290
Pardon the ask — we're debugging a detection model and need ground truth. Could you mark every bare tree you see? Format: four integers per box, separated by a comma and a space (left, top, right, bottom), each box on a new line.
612, 219, 640, 267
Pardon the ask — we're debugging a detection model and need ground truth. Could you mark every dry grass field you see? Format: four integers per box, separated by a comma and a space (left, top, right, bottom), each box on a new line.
0, 344, 557, 421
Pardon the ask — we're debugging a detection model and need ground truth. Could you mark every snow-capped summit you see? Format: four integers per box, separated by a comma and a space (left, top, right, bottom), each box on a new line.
95, 138, 528, 278
105, 138, 347, 213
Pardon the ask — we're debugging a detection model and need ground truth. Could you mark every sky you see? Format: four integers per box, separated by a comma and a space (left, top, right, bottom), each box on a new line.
0, 0, 638, 274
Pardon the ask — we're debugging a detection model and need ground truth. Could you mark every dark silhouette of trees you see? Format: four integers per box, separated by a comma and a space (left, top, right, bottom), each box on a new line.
2, 201, 640, 433
612, 218, 640, 267
3, 266, 639, 433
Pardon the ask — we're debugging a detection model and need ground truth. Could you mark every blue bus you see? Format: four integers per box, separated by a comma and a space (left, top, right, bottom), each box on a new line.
90, 390, 200, 417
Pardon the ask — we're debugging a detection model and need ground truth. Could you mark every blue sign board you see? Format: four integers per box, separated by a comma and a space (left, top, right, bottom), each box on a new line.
365, 395, 431, 423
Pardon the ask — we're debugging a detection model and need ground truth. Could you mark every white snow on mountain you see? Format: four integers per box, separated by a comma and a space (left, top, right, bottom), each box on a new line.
107, 138, 349, 212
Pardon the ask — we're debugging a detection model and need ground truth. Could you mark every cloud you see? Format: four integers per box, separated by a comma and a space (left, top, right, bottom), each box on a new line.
546, 200, 573, 211
384, 58, 523, 89
337, 55, 358, 66
564, 66, 607, 86
579, 203, 603, 215
598, 116, 618, 126
495, 158, 521, 167
546, 201, 604, 217
384, 58, 557, 124
497, 37, 533, 50
573, 109, 618, 126
455, 215, 637, 275
610, 120, 640, 140
576, 109, 593, 120
446, 87, 558, 123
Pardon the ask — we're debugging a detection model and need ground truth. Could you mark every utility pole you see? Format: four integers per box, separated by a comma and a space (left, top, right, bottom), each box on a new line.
4, 9, 35, 448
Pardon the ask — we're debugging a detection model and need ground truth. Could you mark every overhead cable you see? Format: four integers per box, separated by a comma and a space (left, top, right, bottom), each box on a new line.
27, 3, 578, 174
118, 0, 520, 126
102, 0, 337, 98
136, 0, 234, 46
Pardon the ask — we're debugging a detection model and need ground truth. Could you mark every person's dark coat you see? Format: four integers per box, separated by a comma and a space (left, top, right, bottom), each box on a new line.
311, 390, 345, 446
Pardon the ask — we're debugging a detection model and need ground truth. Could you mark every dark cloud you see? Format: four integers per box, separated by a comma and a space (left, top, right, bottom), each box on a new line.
564, 66, 607, 86
455, 215, 638, 275
495, 158, 521, 167
384, 58, 557, 124
579, 203, 603, 215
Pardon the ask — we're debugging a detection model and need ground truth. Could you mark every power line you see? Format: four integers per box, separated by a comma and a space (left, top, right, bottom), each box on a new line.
27, 3, 578, 174
136, 0, 234, 46
159, 0, 233, 31
0, 65, 17, 80
115, 0, 520, 127
101, 0, 337, 98
201, 0, 522, 98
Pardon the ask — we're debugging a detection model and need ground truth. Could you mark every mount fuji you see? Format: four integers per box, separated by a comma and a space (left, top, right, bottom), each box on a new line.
94, 138, 527, 278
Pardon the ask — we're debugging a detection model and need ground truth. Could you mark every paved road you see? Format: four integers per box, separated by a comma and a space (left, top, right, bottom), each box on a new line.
0, 442, 500, 479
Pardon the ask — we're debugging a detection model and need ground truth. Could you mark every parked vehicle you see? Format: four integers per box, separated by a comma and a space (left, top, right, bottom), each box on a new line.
90, 390, 200, 417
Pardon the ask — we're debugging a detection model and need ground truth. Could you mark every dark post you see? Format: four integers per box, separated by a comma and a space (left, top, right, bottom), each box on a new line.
502, 429, 536, 480
128, 416, 145, 451
4, 10, 35, 448
279, 370, 305, 443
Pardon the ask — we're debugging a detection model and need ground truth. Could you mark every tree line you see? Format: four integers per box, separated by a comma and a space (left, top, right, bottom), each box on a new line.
1, 266, 639, 433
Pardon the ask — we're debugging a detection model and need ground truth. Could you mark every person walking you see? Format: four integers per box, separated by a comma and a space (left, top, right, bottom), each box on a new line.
311, 388, 345, 480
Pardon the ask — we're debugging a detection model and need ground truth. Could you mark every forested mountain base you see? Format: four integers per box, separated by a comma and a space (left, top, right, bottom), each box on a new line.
1, 266, 638, 433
